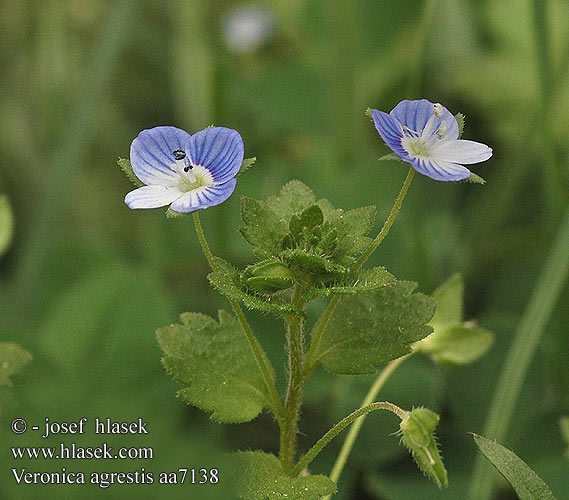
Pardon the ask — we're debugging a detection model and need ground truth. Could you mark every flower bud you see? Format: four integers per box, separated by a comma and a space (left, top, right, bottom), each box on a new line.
242, 259, 294, 294
399, 408, 448, 488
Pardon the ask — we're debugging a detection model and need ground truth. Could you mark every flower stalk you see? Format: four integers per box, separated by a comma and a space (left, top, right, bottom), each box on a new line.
292, 401, 407, 477
304, 166, 415, 378
192, 212, 285, 420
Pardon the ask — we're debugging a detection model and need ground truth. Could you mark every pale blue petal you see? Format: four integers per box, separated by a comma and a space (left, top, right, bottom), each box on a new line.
411, 157, 471, 182
125, 185, 183, 209
431, 139, 493, 164
391, 99, 458, 140
130, 126, 190, 186
185, 127, 244, 184
371, 109, 411, 161
169, 179, 237, 213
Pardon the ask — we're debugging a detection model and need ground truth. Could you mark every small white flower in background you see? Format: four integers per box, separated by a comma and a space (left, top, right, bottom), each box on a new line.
222, 5, 275, 54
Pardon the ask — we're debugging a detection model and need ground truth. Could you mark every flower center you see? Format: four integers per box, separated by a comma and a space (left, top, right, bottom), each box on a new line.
401, 104, 448, 159
177, 165, 214, 192
402, 137, 432, 158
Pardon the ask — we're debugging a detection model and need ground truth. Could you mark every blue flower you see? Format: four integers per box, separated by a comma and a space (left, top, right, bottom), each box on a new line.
125, 126, 244, 212
372, 99, 492, 181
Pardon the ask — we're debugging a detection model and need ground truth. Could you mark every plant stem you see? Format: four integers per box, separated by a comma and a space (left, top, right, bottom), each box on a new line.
468, 208, 569, 500
280, 285, 307, 473
304, 167, 415, 376
293, 401, 407, 477
323, 355, 409, 499
352, 166, 415, 272
192, 212, 285, 419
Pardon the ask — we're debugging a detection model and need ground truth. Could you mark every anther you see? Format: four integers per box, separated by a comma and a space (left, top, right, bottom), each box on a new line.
173, 150, 196, 182
433, 103, 443, 118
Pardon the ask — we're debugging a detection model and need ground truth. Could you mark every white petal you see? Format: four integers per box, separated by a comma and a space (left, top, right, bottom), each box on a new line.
124, 186, 182, 209
430, 139, 492, 165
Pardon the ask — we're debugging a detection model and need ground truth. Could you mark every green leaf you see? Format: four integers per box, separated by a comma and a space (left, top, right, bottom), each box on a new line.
0, 195, 14, 258
236, 156, 256, 177
415, 324, 493, 366
307, 266, 396, 298
455, 112, 465, 139
464, 172, 486, 184
400, 408, 448, 488
281, 249, 348, 284
165, 207, 191, 219
378, 152, 404, 162
208, 257, 300, 315
0, 342, 32, 387
431, 273, 463, 329
328, 205, 376, 261
118, 158, 144, 187
415, 274, 494, 366
242, 259, 295, 294
157, 310, 273, 423
313, 281, 435, 374
472, 434, 558, 500
289, 205, 324, 239
239, 197, 288, 258
233, 451, 336, 500
265, 180, 316, 220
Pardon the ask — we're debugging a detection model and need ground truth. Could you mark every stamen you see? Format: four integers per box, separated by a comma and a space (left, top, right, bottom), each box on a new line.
172, 150, 197, 182
433, 103, 443, 118
436, 120, 448, 139
402, 126, 420, 138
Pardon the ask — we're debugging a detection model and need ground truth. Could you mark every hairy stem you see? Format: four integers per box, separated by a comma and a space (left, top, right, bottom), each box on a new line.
323, 355, 409, 499
280, 286, 307, 473
352, 167, 415, 272
192, 212, 285, 419
304, 167, 415, 376
293, 401, 407, 477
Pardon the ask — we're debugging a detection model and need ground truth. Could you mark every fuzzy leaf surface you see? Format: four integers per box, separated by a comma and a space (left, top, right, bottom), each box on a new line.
157, 310, 272, 423
239, 197, 288, 258
314, 281, 435, 374
118, 158, 144, 187
307, 266, 395, 298
236, 156, 256, 177
208, 257, 299, 314
233, 451, 336, 500
265, 180, 317, 220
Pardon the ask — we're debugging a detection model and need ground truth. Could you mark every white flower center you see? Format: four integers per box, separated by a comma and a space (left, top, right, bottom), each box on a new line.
176, 164, 215, 193
401, 104, 448, 159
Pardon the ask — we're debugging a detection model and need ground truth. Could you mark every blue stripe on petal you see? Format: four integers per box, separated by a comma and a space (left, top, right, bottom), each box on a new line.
186, 128, 244, 184
130, 126, 190, 186
169, 179, 237, 213
371, 109, 410, 161
391, 100, 434, 133
411, 157, 471, 181
390, 100, 459, 140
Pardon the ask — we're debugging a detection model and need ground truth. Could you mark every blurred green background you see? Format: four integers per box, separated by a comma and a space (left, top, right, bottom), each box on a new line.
1, 0, 568, 498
